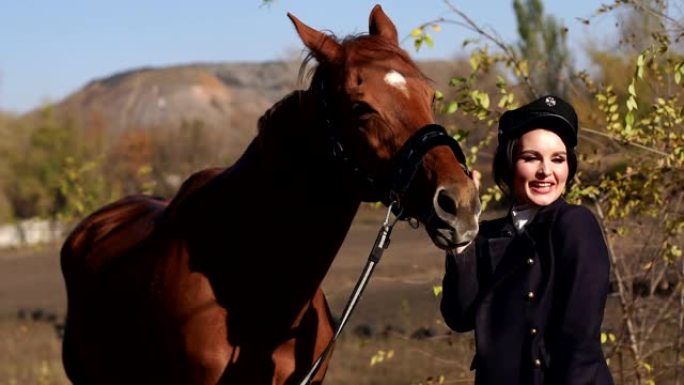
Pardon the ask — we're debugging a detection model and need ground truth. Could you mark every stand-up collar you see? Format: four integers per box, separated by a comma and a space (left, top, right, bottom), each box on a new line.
511, 203, 540, 234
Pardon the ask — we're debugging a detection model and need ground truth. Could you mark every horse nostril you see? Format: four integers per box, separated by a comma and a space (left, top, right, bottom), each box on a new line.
437, 189, 458, 217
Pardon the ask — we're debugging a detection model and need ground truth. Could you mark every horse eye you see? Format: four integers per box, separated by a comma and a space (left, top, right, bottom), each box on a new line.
351, 102, 375, 117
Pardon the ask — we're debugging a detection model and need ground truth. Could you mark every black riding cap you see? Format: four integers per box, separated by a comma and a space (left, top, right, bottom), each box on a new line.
498, 95, 578, 149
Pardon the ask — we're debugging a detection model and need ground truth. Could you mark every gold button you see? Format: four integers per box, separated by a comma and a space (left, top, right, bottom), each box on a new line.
526, 258, 535, 265
534, 358, 541, 368
527, 291, 535, 300
530, 328, 538, 335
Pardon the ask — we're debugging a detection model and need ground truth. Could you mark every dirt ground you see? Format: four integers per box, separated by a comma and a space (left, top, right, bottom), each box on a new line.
0, 209, 476, 385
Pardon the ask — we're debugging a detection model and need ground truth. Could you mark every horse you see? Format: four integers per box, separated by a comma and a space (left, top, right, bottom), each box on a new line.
60, 5, 481, 385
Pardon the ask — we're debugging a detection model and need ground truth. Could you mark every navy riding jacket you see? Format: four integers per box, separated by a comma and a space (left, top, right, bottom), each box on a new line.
441, 199, 614, 385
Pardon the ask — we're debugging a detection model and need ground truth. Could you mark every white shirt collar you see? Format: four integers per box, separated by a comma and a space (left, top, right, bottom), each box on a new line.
511, 203, 540, 234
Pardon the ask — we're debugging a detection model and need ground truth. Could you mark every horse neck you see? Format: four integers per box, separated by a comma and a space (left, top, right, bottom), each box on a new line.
194, 89, 361, 294
254, 88, 362, 244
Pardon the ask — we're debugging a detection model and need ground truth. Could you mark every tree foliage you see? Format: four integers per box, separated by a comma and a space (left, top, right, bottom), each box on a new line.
0, 108, 224, 222
413, 1, 684, 384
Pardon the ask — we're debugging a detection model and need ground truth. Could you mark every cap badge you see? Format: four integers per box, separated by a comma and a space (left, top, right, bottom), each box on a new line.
545, 96, 556, 107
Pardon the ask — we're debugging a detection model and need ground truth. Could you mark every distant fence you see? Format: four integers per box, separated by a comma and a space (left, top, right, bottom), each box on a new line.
0, 219, 67, 249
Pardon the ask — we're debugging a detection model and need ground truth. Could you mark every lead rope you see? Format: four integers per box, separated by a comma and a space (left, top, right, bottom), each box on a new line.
298, 201, 402, 385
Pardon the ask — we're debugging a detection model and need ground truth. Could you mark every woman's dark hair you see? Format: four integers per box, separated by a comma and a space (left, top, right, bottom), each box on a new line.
492, 137, 577, 197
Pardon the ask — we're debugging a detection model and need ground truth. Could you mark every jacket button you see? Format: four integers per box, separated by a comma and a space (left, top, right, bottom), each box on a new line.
530, 328, 538, 335
526, 258, 535, 265
527, 291, 535, 300
534, 358, 541, 368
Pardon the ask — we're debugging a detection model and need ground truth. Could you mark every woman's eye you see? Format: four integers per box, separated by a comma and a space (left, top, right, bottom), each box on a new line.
552, 157, 566, 163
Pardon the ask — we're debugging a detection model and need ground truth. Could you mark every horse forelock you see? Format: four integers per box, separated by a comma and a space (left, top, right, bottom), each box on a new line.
298, 33, 428, 90
342, 35, 427, 78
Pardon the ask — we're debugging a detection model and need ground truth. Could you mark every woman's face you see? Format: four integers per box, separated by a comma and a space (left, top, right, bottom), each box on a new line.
512, 129, 569, 206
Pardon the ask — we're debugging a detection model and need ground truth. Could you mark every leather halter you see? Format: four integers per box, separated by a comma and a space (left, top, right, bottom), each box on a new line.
317, 77, 471, 209
390, 124, 471, 197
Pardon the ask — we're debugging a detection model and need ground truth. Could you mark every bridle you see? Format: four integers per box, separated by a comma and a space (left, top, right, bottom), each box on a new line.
318, 76, 472, 217
390, 123, 472, 201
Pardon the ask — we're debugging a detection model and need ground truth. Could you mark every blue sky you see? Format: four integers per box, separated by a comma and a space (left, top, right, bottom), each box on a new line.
0, 1, 617, 113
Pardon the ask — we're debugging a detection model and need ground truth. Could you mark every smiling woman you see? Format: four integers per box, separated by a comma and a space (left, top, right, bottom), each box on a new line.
512, 129, 569, 207
440, 95, 615, 385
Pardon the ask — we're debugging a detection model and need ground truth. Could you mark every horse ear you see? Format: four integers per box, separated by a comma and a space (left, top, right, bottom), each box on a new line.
368, 5, 398, 45
288, 13, 342, 64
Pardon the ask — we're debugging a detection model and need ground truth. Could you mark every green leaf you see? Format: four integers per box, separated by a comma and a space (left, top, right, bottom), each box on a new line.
446, 101, 459, 114
498, 94, 511, 108
410, 28, 423, 38
432, 285, 443, 296
628, 81, 636, 97
470, 55, 481, 71
480, 93, 490, 109
625, 111, 635, 127
449, 77, 466, 86
518, 60, 529, 78
627, 97, 638, 111
424, 34, 434, 48
643, 362, 653, 373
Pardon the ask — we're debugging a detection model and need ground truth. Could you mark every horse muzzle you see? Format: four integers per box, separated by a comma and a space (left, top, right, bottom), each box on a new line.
425, 185, 480, 250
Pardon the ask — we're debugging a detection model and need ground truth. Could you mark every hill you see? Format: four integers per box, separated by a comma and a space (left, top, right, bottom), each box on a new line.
47, 60, 462, 162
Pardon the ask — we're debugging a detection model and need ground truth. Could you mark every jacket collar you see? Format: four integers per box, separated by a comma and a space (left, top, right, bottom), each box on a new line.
506, 198, 567, 227
526, 198, 567, 226
486, 198, 567, 239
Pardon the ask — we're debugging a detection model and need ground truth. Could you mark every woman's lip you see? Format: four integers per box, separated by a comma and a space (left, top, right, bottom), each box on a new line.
529, 181, 555, 187
529, 181, 556, 193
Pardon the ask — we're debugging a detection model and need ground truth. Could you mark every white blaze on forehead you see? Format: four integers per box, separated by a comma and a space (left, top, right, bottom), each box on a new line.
384, 70, 409, 97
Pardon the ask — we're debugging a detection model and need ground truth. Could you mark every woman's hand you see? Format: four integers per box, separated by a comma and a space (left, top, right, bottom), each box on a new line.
472, 169, 481, 191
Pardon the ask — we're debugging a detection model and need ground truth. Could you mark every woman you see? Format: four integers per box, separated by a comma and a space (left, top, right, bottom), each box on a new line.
441, 95, 614, 384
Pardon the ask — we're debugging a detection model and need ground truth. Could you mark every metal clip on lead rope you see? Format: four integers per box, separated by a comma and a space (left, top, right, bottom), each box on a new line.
298, 202, 400, 385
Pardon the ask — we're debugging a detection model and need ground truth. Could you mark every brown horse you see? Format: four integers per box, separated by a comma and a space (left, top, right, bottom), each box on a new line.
60, 5, 480, 385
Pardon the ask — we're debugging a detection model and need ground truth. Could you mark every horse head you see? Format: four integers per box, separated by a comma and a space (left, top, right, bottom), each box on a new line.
288, 5, 480, 249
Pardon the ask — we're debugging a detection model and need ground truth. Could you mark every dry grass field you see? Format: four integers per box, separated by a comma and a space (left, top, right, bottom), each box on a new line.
0, 207, 478, 385
0, 207, 626, 385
